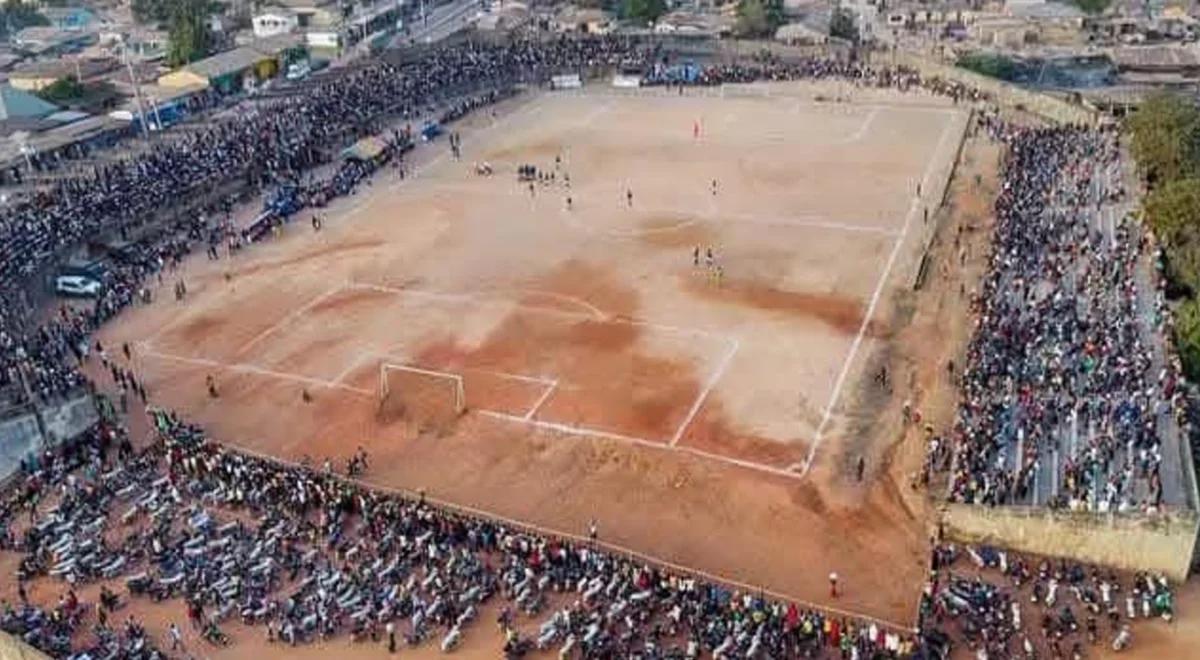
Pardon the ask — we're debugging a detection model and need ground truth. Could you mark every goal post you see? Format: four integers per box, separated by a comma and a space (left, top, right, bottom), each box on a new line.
377, 363, 466, 426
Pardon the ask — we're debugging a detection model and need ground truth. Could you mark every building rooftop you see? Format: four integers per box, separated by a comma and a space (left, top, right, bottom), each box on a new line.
246, 33, 306, 56
181, 47, 264, 79
10, 57, 116, 81
0, 85, 59, 121
1112, 44, 1200, 69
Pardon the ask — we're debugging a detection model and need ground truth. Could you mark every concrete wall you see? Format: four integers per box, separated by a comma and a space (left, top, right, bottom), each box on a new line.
41, 393, 99, 444
0, 394, 98, 482
883, 51, 1103, 126
0, 412, 43, 481
942, 503, 1200, 581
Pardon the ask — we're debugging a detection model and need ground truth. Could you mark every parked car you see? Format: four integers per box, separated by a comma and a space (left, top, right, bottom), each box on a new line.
286, 61, 312, 81
54, 275, 102, 298
58, 258, 109, 283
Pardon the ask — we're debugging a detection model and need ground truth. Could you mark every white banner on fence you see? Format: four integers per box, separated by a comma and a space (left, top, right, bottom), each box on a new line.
611, 74, 641, 88
551, 74, 583, 90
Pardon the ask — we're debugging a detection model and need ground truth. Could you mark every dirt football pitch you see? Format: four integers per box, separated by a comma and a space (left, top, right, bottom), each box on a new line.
97, 81, 970, 626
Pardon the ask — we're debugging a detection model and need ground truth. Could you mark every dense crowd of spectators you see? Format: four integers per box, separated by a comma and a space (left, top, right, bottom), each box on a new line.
0, 31, 1183, 658
941, 122, 1180, 512
921, 542, 1173, 658
0, 415, 928, 658
0, 36, 649, 408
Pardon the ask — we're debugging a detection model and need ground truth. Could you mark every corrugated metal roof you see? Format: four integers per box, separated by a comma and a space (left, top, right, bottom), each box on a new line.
182, 47, 264, 79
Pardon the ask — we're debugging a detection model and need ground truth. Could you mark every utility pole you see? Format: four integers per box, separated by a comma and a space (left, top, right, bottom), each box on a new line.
120, 36, 151, 138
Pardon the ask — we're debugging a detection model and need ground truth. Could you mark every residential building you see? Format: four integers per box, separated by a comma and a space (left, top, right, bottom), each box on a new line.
8, 58, 115, 91
11, 26, 96, 56
274, 0, 342, 29
41, 6, 101, 32
157, 35, 306, 94
553, 6, 614, 34
0, 85, 59, 121
98, 27, 169, 61
253, 8, 301, 38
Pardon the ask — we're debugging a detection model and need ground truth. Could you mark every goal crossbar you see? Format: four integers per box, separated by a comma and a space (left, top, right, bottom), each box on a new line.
379, 363, 466, 414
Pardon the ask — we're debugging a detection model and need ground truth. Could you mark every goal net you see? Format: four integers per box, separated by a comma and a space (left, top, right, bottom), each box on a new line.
377, 363, 466, 429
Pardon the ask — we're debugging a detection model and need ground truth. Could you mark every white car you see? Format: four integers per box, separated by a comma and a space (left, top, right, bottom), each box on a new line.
286, 61, 312, 81
55, 275, 102, 298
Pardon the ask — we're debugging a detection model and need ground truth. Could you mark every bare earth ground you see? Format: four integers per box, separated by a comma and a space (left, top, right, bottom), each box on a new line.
90, 82, 971, 626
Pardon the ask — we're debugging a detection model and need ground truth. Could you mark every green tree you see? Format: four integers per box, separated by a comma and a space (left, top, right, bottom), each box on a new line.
0, 3, 49, 39
132, 0, 172, 24
735, 0, 784, 37
1176, 298, 1200, 381
619, 0, 666, 25
1127, 93, 1200, 187
1144, 177, 1200, 244
1072, 0, 1111, 15
829, 4, 860, 43
957, 52, 1020, 81
35, 76, 84, 102
166, 0, 213, 67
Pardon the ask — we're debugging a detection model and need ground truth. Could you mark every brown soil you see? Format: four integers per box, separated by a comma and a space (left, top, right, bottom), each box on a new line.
89, 87, 971, 629
676, 398, 810, 467
680, 275, 882, 337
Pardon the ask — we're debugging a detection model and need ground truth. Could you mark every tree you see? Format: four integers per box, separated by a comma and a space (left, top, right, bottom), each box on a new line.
167, 0, 213, 67
1127, 93, 1200, 187
36, 76, 84, 102
1145, 178, 1200, 244
1072, 0, 1111, 15
0, 3, 49, 39
957, 52, 1019, 81
619, 0, 666, 25
132, 0, 172, 24
735, 0, 784, 38
829, 4, 860, 43
1176, 298, 1200, 381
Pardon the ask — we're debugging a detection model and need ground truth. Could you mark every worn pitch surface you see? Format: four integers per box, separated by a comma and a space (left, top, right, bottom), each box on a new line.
99, 84, 967, 622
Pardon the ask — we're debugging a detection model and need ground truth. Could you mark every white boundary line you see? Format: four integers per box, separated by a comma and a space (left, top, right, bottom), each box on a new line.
348, 280, 734, 342
235, 285, 344, 356
837, 107, 880, 145
669, 338, 740, 447
477, 410, 803, 480
558, 203, 901, 240
570, 85, 959, 117
523, 380, 558, 421
140, 347, 372, 395
408, 178, 902, 239
799, 110, 963, 478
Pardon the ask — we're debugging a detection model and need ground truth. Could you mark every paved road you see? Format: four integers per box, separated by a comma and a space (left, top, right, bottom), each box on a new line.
388, 0, 483, 50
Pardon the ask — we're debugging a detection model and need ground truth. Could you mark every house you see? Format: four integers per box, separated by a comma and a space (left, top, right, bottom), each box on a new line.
246, 33, 307, 76
253, 8, 301, 38
9, 58, 116, 91
653, 10, 734, 36
884, 2, 982, 29
41, 7, 101, 32
0, 85, 59, 121
11, 26, 96, 56
157, 47, 264, 93
554, 7, 614, 34
775, 21, 830, 45
158, 35, 306, 94
1112, 44, 1200, 78
99, 27, 169, 61
274, 0, 342, 29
